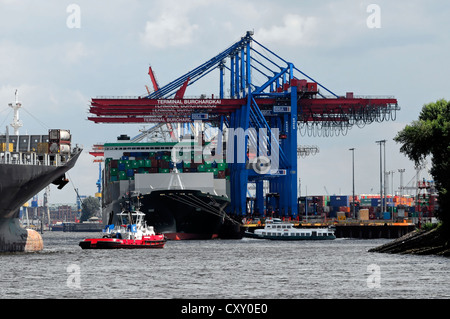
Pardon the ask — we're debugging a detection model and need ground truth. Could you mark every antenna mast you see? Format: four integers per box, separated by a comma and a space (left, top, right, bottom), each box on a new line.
8, 90, 23, 135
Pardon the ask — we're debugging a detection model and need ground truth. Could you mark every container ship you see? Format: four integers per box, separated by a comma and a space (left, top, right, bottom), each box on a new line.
101, 134, 239, 240
0, 93, 81, 252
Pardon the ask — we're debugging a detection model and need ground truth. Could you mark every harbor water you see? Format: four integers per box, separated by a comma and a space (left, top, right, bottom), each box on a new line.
1, 231, 449, 299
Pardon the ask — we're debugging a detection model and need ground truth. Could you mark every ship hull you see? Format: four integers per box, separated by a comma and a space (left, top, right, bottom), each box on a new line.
0, 218, 44, 252
79, 237, 166, 249
0, 150, 81, 252
135, 190, 229, 240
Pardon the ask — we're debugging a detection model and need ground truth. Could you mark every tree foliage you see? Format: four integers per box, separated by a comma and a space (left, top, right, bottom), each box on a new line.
80, 196, 100, 222
394, 99, 450, 235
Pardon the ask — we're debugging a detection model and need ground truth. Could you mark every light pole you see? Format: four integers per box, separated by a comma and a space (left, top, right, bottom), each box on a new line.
349, 148, 355, 219
398, 168, 405, 198
376, 140, 386, 214
386, 170, 395, 219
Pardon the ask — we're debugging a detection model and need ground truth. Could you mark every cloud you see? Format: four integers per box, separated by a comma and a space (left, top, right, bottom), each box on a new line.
141, 14, 199, 49
63, 41, 90, 64
256, 14, 319, 47
140, 2, 201, 49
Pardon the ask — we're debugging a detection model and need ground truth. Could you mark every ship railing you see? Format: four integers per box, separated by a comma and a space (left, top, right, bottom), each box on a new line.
95, 94, 224, 100
0, 151, 69, 167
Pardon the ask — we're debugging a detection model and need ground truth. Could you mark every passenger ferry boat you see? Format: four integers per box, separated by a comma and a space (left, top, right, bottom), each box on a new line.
244, 218, 336, 240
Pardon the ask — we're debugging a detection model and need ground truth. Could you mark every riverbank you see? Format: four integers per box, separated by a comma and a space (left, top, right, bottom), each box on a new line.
368, 226, 450, 257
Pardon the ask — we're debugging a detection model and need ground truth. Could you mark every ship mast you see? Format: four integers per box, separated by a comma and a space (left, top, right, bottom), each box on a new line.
8, 90, 23, 135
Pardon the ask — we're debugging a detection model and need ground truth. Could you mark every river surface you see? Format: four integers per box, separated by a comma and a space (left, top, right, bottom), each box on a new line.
1, 231, 449, 299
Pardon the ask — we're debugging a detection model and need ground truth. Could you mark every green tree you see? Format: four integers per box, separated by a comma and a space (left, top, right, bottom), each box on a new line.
80, 196, 100, 222
394, 99, 450, 236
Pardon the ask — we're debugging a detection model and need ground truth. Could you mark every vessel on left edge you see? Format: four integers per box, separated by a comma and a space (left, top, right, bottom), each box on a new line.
0, 92, 82, 252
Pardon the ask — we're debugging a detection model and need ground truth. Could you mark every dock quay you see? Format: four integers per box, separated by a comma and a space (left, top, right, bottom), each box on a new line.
243, 220, 416, 239
62, 222, 104, 232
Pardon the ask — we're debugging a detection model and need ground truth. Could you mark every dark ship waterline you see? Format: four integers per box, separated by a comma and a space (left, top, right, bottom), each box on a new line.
136, 189, 230, 240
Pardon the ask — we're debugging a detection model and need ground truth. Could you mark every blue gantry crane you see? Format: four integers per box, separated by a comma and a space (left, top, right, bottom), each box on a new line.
89, 31, 398, 220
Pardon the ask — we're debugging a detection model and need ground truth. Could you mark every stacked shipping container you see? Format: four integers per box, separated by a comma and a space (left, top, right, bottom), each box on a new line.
105, 151, 230, 183
298, 194, 436, 220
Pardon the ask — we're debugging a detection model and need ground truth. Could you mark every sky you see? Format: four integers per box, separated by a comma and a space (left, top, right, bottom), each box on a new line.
1, 0, 449, 204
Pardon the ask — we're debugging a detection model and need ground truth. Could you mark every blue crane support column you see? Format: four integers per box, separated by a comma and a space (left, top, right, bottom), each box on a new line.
236, 41, 252, 215
276, 72, 298, 218
228, 37, 253, 216
230, 55, 235, 98
235, 51, 240, 98
287, 77, 298, 217
228, 111, 236, 214
219, 62, 225, 99
255, 180, 264, 215
96, 162, 102, 194
229, 107, 249, 216
241, 45, 246, 96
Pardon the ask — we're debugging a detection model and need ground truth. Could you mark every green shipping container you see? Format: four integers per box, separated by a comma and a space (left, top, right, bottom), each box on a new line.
144, 159, 151, 167
119, 171, 127, 180
131, 160, 139, 168
217, 163, 226, 171
198, 165, 206, 172
110, 168, 118, 176
183, 161, 191, 168
159, 168, 170, 173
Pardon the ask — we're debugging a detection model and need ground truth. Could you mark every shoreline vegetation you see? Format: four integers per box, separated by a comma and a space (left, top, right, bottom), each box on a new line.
382, 99, 450, 258
369, 224, 450, 257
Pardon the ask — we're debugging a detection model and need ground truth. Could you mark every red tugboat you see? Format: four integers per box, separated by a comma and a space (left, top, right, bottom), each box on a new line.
79, 208, 166, 249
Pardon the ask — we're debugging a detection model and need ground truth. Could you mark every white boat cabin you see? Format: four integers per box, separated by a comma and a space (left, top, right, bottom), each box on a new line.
255, 218, 335, 238
103, 210, 156, 240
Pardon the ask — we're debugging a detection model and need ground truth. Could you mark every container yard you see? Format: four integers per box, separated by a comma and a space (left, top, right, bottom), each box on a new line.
297, 194, 437, 221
